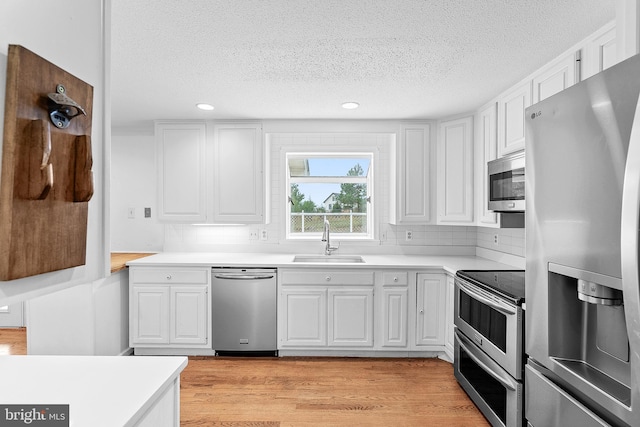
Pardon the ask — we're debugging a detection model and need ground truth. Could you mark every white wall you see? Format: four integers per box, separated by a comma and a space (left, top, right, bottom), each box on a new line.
0, 0, 107, 304
0, 1, 128, 356
111, 128, 164, 252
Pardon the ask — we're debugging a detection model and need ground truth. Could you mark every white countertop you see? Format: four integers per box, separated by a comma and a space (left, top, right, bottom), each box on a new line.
126, 252, 521, 274
0, 355, 187, 427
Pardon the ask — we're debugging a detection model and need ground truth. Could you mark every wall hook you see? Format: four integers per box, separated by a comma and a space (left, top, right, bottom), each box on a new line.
47, 84, 86, 129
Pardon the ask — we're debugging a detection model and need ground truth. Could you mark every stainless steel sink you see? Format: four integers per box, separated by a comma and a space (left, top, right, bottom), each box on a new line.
292, 255, 365, 263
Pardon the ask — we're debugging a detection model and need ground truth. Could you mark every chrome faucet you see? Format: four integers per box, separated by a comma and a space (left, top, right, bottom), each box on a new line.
322, 219, 339, 255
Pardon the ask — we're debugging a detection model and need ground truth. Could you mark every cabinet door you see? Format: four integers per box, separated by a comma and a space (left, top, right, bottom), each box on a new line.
437, 116, 474, 224
391, 122, 433, 224
498, 82, 531, 157
156, 122, 207, 222
170, 285, 208, 345
131, 286, 170, 345
380, 287, 408, 347
279, 288, 327, 347
415, 274, 446, 347
532, 52, 578, 103
328, 288, 374, 347
476, 103, 498, 226
584, 23, 617, 79
213, 122, 264, 223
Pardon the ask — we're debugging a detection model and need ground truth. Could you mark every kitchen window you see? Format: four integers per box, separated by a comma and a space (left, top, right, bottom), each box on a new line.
286, 153, 373, 240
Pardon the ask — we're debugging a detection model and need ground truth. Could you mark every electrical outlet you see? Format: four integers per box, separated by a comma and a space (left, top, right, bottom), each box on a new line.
405, 230, 413, 241
260, 229, 268, 241
127, 207, 135, 219
493, 234, 499, 246
249, 229, 258, 240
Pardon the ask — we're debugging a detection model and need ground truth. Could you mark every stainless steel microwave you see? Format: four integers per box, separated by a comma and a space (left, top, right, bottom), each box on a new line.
488, 152, 525, 212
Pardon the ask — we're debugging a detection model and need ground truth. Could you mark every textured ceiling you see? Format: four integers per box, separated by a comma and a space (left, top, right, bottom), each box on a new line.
110, 0, 615, 128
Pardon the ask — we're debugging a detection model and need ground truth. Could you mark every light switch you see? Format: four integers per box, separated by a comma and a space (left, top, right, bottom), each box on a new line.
144, 207, 151, 218
127, 207, 135, 219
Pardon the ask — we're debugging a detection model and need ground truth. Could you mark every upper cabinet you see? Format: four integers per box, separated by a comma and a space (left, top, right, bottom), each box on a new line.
212, 122, 264, 223
437, 116, 474, 225
497, 81, 531, 157
475, 103, 498, 227
156, 121, 207, 222
532, 52, 579, 104
390, 122, 435, 224
584, 22, 618, 79
156, 121, 265, 224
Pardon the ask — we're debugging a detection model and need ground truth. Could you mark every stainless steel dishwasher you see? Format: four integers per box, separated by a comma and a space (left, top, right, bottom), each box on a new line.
211, 268, 277, 356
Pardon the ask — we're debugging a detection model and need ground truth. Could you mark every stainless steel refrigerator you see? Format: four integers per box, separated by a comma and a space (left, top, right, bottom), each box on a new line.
525, 54, 640, 426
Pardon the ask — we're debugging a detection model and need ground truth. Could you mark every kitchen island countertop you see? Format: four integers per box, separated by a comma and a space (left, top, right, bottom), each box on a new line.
0, 355, 187, 427
126, 252, 521, 274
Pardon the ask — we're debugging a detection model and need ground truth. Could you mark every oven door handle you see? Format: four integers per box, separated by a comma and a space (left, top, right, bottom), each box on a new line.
455, 329, 518, 391
456, 280, 517, 316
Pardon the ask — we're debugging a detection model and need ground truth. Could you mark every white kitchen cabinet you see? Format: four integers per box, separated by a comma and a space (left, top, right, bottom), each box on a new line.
377, 272, 409, 348
584, 22, 617, 79
279, 288, 327, 347
532, 52, 579, 104
131, 286, 170, 345
156, 121, 207, 222
390, 122, 435, 224
414, 273, 446, 348
328, 288, 374, 347
170, 286, 208, 345
475, 103, 499, 227
497, 81, 531, 157
212, 122, 264, 223
129, 267, 211, 350
278, 269, 374, 350
437, 116, 474, 225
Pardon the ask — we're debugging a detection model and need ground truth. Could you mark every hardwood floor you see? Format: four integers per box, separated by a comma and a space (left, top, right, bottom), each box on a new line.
180, 357, 490, 426
0, 329, 489, 426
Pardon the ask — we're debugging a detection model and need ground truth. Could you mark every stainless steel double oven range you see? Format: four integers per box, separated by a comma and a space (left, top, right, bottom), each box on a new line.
453, 270, 526, 427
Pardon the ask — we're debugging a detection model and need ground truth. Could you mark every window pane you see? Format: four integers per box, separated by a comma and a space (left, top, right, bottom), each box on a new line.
289, 157, 370, 177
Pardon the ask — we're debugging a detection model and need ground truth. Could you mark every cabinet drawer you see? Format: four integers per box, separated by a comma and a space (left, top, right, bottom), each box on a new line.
280, 270, 374, 286
383, 272, 408, 286
131, 268, 209, 284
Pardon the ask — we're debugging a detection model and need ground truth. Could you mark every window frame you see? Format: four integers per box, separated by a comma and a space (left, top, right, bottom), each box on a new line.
284, 151, 376, 241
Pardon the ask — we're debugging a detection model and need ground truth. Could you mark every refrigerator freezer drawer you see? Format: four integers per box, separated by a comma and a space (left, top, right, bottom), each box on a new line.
525, 363, 609, 427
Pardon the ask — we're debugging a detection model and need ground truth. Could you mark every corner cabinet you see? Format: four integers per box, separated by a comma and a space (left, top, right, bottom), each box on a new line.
414, 273, 446, 349
212, 122, 264, 223
390, 122, 435, 224
129, 267, 211, 353
156, 122, 207, 222
437, 116, 474, 225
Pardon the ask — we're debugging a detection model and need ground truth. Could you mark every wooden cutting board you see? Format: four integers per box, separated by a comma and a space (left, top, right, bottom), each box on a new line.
0, 45, 94, 280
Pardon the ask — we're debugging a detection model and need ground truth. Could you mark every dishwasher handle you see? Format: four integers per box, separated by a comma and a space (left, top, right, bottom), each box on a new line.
213, 273, 275, 280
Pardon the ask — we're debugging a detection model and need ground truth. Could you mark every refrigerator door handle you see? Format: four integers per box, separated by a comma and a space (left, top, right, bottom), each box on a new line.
621, 93, 640, 426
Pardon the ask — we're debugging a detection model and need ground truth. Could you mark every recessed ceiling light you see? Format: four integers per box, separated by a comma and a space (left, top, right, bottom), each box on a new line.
341, 102, 359, 110
196, 103, 215, 111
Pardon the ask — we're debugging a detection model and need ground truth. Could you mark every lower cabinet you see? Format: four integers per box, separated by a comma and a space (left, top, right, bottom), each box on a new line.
279, 269, 450, 356
129, 267, 211, 350
414, 273, 447, 348
279, 286, 374, 348
278, 269, 374, 349
378, 272, 409, 348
